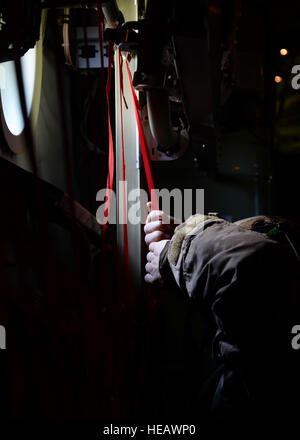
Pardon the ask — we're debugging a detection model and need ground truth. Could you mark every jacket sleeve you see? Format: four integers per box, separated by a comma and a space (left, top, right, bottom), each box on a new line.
159, 217, 291, 422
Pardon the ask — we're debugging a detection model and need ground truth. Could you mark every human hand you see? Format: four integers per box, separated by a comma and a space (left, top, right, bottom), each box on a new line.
144, 202, 177, 247
144, 239, 169, 284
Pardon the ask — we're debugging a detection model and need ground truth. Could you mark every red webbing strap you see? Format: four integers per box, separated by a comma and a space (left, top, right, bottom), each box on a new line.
125, 60, 159, 211
118, 49, 129, 268
119, 54, 128, 110
102, 42, 114, 235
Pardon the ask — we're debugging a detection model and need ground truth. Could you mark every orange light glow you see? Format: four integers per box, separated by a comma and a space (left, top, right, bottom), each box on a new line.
280, 48, 288, 56
275, 76, 283, 83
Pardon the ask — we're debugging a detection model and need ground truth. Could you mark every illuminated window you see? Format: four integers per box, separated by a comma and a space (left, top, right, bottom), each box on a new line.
0, 47, 36, 136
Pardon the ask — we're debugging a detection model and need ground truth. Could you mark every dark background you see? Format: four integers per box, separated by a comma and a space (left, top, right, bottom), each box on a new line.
0, 0, 299, 426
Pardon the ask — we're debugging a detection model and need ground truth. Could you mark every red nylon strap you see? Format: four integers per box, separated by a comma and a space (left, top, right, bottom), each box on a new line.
125, 60, 159, 211
119, 55, 128, 110
102, 42, 114, 235
118, 49, 129, 268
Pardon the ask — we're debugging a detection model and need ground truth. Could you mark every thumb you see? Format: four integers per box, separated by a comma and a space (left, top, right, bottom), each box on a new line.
147, 201, 152, 213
